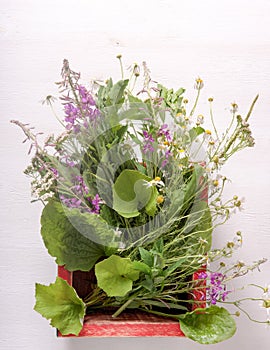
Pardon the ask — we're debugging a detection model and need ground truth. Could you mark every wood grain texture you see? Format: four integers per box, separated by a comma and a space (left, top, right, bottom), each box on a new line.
1, 1, 270, 349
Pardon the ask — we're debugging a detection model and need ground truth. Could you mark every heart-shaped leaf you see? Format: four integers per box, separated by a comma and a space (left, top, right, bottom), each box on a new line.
34, 277, 86, 336
113, 169, 158, 218
179, 306, 236, 344
95, 255, 140, 297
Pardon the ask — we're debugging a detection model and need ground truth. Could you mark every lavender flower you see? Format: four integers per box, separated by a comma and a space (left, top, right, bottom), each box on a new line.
142, 130, 155, 154
158, 124, 172, 141
59, 195, 82, 209
161, 149, 172, 168
62, 82, 100, 132
198, 271, 231, 305
72, 175, 89, 196
90, 194, 102, 214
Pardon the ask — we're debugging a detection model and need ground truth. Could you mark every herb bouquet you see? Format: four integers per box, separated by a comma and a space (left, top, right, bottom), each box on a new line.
12, 58, 269, 344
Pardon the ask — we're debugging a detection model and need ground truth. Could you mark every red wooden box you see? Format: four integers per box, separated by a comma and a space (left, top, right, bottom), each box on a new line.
57, 265, 206, 337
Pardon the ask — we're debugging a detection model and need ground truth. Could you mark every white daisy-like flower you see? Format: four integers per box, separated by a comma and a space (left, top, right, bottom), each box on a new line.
144, 177, 165, 188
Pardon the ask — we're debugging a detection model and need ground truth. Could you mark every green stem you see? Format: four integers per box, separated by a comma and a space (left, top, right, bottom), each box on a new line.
209, 101, 220, 142
112, 298, 134, 318
138, 307, 180, 320
190, 89, 201, 117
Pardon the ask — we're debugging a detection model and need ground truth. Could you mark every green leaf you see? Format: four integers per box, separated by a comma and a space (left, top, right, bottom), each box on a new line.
113, 169, 158, 218
34, 277, 86, 336
127, 94, 143, 103
164, 257, 187, 277
183, 165, 204, 209
179, 306, 237, 344
41, 200, 106, 271
109, 79, 129, 105
116, 124, 128, 142
183, 200, 212, 252
95, 255, 140, 297
139, 247, 154, 267
132, 261, 151, 275
189, 126, 205, 142
141, 275, 155, 292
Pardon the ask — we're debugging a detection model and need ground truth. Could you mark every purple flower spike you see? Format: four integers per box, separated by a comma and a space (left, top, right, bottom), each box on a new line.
91, 194, 102, 214
205, 272, 231, 305
142, 130, 155, 154
158, 124, 172, 141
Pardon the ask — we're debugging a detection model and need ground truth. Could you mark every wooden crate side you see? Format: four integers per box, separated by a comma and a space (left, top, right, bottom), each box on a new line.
57, 265, 206, 337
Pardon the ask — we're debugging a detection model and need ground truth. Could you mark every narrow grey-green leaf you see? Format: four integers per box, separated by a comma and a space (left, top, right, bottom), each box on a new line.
109, 79, 129, 105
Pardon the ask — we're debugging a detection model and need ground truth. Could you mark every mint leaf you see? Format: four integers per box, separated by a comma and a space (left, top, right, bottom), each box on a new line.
34, 277, 86, 336
179, 306, 236, 344
41, 200, 106, 271
95, 255, 140, 297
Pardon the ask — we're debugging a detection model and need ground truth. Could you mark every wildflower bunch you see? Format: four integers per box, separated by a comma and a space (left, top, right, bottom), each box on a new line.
12, 57, 268, 344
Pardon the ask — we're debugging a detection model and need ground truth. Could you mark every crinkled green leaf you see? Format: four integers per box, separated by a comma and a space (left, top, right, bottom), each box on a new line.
179, 306, 236, 344
113, 169, 158, 218
41, 200, 107, 271
34, 277, 86, 336
95, 255, 140, 297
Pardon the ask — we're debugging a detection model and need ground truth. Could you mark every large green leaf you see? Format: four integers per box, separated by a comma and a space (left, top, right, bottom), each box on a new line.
179, 306, 237, 344
34, 277, 86, 336
95, 255, 140, 297
41, 200, 107, 271
113, 169, 158, 218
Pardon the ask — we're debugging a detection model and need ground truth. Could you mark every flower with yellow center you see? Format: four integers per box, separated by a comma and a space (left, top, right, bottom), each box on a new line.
213, 180, 219, 187
145, 177, 165, 188
205, 129, 212, 135
195, 77, 204, 90
156, 195, 164, 204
